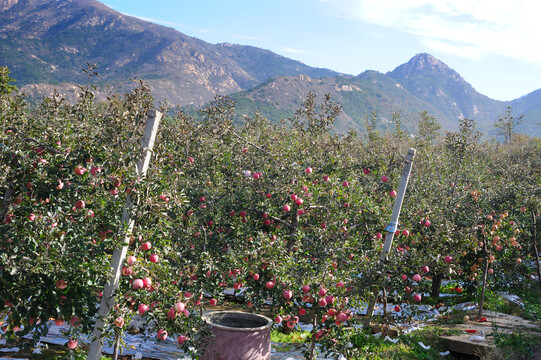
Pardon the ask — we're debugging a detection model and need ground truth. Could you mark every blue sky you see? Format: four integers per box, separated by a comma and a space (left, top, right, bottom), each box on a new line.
103, 0, 541, 101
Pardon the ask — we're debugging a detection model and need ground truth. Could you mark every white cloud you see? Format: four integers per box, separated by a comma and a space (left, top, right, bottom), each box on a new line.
322, 0, 541, 64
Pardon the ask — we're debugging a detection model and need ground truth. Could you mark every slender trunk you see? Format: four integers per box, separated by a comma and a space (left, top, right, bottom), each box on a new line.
478, 258, 489, 319
430, 273, 443, 300
112, 331, 121, 360
382, 288, 388, 319
309, 315, 317, 360
531, 211, 541, 294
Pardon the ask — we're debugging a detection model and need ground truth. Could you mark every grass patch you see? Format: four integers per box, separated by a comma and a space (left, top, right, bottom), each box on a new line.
271, 329, 310, 343
345, 326, 461, 360
437, 308, 469, 325
489, 328, 541, 359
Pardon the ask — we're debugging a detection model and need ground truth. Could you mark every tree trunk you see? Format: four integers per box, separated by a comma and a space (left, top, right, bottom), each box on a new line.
531, 211, 541, 294
430, 273, 444, 300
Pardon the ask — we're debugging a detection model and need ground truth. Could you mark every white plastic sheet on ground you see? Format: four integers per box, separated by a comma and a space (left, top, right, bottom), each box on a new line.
0, 300, 497, 359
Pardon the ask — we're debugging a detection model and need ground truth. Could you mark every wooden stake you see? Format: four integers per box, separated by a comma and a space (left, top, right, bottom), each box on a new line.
363, 148, 416, 329
87, 110, 162, 360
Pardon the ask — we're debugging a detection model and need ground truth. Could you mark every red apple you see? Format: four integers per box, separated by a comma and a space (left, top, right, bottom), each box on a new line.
67, 339, 78, 349
295, 198, 304, 206
127, 256, 137, 265
390, 190, 397, 197
381, 175, 388, 182
283, 290, 293, 300
265, 281, 274, 289
187, 156, 194, 163
421, 266, 430, 274
414, 294, 422, 302
342, 180, 349, 187
337, 312, 348, 322
424, 219, 431, 227
142, 277, 152, 289
318, 298, 327, 307
413, 274, 421, 282
376, 232, 383, 239
394, 305, 401, 312
239, 210, 247, 218
305, 167, 313, 174
56, 280, 67, 289
157, 329, 168, 340
140, 241, 152, 251
175, 302, 185, 312
363, 168, 370, 175
138, 303, 149, 316
178, 335, 187, 344
302, 285, 310, 293
74, 166, 86, 176
444, 256, 452, 263
122, 267, 133, 276
402, 229, 410, 236
488, 268, 494, 274
252, 273, 260, 281
283, 205, 291, 212
133, 279, 144, 290
114, 317, 124, 327
318, 288, 327, 296
323, 175, 330, 182
401, 274, 408, 281
274, 315, 282, 323
149, 254, 159, 263
299, 308, 306, 315
266, 193, 272, 199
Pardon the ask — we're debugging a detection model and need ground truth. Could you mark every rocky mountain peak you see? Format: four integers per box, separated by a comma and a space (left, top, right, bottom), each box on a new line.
388, 53, 460, 79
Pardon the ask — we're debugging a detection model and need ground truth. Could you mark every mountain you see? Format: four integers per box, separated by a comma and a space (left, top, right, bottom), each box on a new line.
0, 0, 337, 105
1, 0, 539, 136
386, 53, 507, 128
232, 54, 540, 136
231, 71, 448, 133
511, 89, 541, 136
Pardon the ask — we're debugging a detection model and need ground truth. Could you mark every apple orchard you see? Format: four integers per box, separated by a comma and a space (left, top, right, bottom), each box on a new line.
0, 67, 540, 359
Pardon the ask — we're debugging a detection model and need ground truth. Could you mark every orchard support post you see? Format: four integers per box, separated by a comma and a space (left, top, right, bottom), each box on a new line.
363, 148, 416, 329
88, 110, 162, 360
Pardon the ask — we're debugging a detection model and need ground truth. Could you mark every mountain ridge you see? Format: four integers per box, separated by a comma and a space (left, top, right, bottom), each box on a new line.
1, 0, 338, 105
0, 0, 539, 136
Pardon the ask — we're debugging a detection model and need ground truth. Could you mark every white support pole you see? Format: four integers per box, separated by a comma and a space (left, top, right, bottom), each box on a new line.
87, 110, 162, 360
363, 148, 416, 329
